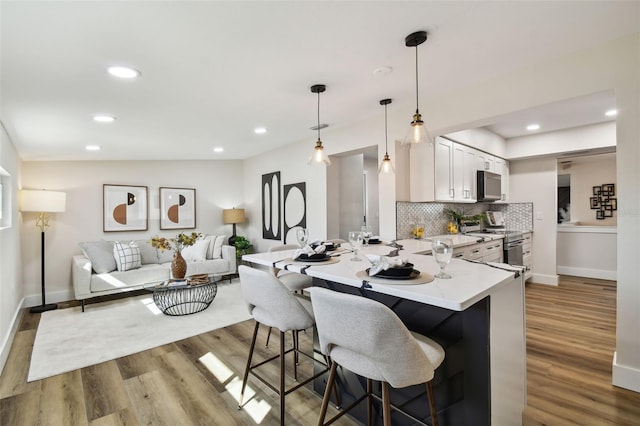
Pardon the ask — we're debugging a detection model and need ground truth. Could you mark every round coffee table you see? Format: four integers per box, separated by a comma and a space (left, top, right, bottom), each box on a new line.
151, 279, 217, 316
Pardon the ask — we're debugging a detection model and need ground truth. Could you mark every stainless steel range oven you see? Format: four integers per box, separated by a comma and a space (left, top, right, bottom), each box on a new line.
503, 232, 524, 266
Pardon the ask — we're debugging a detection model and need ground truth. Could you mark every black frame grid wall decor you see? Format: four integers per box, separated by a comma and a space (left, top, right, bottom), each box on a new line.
262, 171, 281, 240
590, 183, 617, 220
283, 182, 307, 244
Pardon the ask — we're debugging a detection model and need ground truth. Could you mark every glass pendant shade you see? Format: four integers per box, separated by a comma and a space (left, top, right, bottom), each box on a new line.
379, 153, 395, 174
308, 139, 331, 165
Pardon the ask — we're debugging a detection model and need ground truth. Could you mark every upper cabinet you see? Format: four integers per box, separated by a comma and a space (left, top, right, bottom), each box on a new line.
409, 136, 509, 203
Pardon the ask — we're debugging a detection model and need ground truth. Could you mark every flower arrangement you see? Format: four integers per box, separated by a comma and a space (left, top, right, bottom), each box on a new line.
151, 232, 202, 254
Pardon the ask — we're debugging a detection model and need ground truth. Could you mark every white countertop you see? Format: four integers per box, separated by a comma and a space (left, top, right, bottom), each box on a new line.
243, 241, 518, 312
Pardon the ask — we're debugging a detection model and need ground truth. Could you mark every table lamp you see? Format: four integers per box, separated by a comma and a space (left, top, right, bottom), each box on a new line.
20, 189, 67, 313
223, 207, 245, 246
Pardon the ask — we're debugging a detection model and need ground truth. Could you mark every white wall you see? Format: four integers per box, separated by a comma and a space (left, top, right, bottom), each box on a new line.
0, 124, 24, 375
445, 127, 507, 158
509, 157, 559, 285
20, 160, 244, 305
507, 121, 616, 159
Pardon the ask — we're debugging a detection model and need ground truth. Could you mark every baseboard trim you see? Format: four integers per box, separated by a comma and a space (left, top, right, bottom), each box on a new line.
0, 297, 25, 376
529, 273, 559, 286
612, 351, 640, 393
557, 266, 616, 280
24, 289, 75, 308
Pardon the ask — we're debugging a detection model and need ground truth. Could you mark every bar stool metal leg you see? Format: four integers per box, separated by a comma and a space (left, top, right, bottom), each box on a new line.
317, 362, 338, 426
382, 382, 391, 426
238, 322, 260, 408
280, 330, 286, 425
427, 380, 439, 426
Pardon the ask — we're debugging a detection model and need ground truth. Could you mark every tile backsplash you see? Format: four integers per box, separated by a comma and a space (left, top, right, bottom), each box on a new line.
396, 202, 533, 239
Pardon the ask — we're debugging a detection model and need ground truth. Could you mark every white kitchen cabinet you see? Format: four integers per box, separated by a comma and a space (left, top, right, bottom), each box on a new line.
434, 137, 477, 202
452, 239, 504, 263
435, 137, 454, 201
522, 232, 532, 280
494, 157, 510, 202
476, 151, 494, 173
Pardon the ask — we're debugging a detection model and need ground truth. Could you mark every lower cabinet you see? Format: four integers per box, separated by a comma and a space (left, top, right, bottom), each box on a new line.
522, 232, 533, 280
453, 239, 503, 263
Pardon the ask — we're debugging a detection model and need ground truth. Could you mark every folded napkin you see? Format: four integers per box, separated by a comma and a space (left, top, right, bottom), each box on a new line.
294, 244, 326, 259
366, 254, 410, 276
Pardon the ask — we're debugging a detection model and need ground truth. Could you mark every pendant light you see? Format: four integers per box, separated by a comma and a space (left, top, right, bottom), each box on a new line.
378, 98, 395, 174
308, 84, 331, 166
402, 31, 432, 146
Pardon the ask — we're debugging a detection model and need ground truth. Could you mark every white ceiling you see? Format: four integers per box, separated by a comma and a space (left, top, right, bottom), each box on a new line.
1, 1, 637, 161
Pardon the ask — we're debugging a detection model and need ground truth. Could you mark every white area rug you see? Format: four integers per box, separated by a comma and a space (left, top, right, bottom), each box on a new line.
28, 280, 251, 382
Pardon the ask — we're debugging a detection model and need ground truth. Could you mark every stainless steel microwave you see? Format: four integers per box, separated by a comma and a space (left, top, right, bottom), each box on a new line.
477, 170, 502, 202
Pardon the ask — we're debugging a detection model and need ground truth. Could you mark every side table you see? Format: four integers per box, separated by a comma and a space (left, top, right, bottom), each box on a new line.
150, 280, 217, 316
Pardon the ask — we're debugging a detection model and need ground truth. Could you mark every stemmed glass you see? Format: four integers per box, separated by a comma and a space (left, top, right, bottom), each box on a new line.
296, 227, 309, 248
348, 231, 363, 261
432, 238, 453, 279
361, 225, 372, 246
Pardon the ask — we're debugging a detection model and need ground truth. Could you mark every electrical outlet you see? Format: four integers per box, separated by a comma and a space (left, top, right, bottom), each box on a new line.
535, 211, 544, 220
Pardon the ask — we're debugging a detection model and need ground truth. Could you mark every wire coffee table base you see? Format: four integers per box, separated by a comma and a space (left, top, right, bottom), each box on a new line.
152, 281, 218, 316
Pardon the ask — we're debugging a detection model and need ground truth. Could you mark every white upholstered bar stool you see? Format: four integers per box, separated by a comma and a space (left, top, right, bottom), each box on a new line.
238, 265, 329, 425
310, 287, 445, 426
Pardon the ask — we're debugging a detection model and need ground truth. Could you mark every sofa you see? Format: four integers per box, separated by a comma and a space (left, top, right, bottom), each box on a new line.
72, 235, 236, 310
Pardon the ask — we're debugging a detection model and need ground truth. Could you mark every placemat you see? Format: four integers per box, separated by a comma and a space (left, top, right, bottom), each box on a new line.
356, 269, 434, 285
286, 257, 341, 266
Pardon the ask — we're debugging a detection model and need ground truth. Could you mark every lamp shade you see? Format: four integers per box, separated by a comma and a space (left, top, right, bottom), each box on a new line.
20, 190, 66, 213
223, 208, 245, 224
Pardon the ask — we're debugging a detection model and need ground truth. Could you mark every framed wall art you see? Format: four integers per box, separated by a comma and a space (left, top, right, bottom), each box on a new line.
103, 184, 148, 232
159, 187, 196, 230
262, 171, 281, 240
283, 182, 306, 244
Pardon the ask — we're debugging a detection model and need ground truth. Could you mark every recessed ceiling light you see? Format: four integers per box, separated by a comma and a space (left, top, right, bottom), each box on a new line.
107, 66, 141, 79
605, 109, 618, 117
213, 147, 224, 153
526, 124, 540, 131
254, 127, 268, 134
93, 115, 115, 122
85, 145, 101, 151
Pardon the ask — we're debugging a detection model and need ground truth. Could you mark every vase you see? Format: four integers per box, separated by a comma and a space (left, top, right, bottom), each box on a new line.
171, 251, 187, 279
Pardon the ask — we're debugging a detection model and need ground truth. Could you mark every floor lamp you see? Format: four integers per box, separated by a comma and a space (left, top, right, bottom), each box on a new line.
223, 207, 245, 246
20, 189, 67, 313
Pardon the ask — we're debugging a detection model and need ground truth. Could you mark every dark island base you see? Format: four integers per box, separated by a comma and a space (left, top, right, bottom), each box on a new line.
312, 279, 490, 426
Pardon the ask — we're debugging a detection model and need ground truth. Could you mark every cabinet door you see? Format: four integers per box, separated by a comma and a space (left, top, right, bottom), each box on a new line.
476, 152, 494, 172
494, 157, 509, 201
462, 146, 477, 201
452, 143, 465, 201
434, 137, 453, 201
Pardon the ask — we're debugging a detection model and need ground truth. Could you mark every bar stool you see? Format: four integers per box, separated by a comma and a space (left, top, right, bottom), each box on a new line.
264, 244, 314, 347
237, 265, 330, 425
310, 287, 445, 426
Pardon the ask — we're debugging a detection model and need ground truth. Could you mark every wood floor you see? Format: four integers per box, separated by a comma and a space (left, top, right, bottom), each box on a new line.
1, 276, 640, 425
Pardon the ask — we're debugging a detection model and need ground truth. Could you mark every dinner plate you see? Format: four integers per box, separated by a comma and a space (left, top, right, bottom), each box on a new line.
366, 268, 421, 280
296, 254, 331, 262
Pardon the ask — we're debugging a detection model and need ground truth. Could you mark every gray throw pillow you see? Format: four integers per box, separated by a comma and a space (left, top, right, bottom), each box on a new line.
134, 239, 159, 264
79, 240, 116, 273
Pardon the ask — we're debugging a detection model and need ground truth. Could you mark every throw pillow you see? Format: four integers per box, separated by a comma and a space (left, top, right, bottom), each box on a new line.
212, 235, 226, 259
113, 241, 142, 272
157, 247, 174, 264
134, 239, 159, 265
182, 239, 209, 262
79, 240, 116, 274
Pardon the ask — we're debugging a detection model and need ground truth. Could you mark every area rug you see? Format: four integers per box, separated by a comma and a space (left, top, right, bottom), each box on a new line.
28, 280, 251, 382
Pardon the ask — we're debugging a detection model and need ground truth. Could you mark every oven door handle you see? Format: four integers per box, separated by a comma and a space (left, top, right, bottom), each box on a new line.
506, 240, 524, 248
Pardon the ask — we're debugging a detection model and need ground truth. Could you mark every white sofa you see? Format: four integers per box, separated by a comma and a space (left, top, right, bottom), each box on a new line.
72, 235, 236, 311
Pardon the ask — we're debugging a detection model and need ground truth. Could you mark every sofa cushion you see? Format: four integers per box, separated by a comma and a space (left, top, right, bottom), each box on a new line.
113, 241, 142, 272
79, 240, 116, 274
157, 248, 174, 264
205, 235, 226, 259
182, 239, 209, 262
134, 239, 159, 265
90, 263, 170, 292
186, 258, 231, 276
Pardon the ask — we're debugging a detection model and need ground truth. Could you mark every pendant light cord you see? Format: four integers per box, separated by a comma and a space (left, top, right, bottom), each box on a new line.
414, 45, 420, 113
384, 102, 389, 154
317, 91, 321, 141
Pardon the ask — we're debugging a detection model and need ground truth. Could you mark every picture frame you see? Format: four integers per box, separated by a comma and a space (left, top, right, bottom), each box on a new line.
596, 210, 604, 220
159, 187, 196, 230
592, 186, 602, 195
590, 197, 600, 209
602, 183, 615, 196
283, 182, 306, 244
103, 184, 148, 232
262, 171, 281, 240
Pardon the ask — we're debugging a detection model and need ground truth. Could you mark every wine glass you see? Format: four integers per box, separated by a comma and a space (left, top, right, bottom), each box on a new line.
295, 227, 309, 248
361, 225, 372, 246
432, 238, 453, 279
348, 231, 363, 261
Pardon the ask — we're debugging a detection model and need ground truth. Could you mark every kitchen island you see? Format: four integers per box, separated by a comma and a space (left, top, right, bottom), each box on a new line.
243, 240, 525, 425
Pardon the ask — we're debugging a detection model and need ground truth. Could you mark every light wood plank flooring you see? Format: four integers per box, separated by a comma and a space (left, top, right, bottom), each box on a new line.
2, 276, 640, 425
